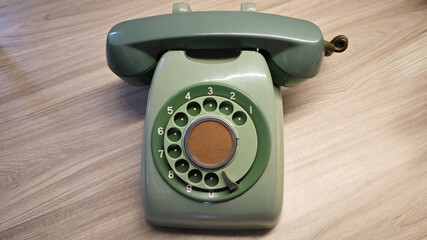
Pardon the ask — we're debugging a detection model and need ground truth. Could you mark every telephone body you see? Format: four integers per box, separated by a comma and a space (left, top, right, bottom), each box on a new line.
106, 3, 347, 229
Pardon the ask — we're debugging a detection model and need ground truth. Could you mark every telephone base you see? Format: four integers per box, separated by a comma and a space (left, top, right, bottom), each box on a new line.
141, 51, 284, 229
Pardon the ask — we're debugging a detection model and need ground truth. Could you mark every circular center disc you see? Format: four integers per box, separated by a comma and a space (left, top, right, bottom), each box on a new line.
185, 118, 236, 169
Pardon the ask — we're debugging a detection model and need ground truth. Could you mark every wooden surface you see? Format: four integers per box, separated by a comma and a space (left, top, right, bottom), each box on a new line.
0, 0, 426, 239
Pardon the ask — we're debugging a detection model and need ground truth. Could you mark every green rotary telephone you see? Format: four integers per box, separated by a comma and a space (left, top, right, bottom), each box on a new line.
106, 2, 348, 229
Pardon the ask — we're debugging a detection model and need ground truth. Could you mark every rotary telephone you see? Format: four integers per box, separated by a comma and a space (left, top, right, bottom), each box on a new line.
106, 3, 347, 229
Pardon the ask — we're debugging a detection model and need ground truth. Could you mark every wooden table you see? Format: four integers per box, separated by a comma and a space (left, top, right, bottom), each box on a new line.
1, 0, 426, 239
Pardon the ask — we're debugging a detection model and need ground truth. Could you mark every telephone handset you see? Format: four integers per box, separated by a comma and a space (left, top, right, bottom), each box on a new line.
106, 3, 347, 229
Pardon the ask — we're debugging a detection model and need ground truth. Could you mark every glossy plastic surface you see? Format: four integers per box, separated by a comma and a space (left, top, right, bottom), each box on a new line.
106, 11, 324, 86
142, 51, 283, 229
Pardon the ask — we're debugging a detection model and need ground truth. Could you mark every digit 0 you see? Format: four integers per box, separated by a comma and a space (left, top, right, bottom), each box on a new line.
208, 190, 214, 198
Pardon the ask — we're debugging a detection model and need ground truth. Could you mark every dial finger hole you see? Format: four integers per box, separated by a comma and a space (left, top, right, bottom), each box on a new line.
232, 111, 247, 126
175, 159, 189, 173
167, 144, 182, 158
187, 102, 201, 116
219, 101, 234, 115
188, 169, 202, 183
204, 173, 219, 187
174, 112, 188, 127
167, 127, 181, 142
203, 98, 217, 112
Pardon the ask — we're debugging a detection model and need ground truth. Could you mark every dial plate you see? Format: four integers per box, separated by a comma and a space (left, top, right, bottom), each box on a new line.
151, 83, 271, 202
165, 96, 257, 190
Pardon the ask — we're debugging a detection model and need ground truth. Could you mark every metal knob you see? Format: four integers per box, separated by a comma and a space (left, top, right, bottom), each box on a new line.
325, 35, 349, 56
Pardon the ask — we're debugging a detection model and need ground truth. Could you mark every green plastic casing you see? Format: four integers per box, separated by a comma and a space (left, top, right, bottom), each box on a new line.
105, 8, 329, 229
142, 51, 283, 229
106, 11, 324, 87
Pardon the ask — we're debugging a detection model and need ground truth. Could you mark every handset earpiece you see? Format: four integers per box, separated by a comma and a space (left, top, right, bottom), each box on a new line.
106, 7, 340, 86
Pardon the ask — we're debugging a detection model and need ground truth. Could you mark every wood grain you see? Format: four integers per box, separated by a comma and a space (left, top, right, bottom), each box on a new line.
0, 0, 426, 239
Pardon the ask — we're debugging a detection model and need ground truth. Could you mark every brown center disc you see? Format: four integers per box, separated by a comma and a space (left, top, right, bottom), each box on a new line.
187, 120, 234, 168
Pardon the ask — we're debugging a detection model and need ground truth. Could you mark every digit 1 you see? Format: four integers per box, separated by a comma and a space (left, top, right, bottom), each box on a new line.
250, 106, 252, 114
